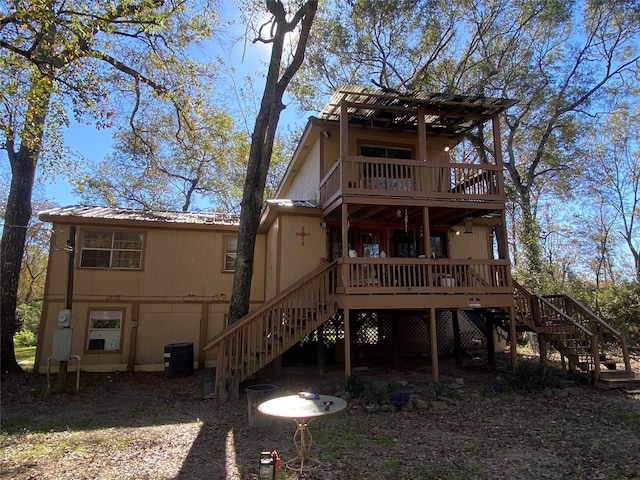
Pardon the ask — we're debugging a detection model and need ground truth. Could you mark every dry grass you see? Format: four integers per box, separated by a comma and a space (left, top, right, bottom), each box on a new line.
2, 356, 640, 480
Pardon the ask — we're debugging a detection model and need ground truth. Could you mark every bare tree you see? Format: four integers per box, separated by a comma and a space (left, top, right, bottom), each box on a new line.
228, 0, 317, 324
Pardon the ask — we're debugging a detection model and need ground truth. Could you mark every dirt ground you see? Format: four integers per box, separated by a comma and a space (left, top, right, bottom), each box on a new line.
2, 356, 640, 480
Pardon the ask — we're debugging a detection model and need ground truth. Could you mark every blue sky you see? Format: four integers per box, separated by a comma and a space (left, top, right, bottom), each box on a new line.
41, 4, 310, 209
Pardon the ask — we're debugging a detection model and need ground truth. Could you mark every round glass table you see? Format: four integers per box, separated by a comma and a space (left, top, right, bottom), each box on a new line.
258, 394, 347, 472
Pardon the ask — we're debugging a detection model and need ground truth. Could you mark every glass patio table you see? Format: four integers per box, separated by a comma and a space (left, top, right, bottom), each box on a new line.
258, 394, 347, 472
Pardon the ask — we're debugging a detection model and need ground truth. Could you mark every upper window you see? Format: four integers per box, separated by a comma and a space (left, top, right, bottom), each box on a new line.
224, 236, 237, 271
80, 230, 144, 269
360, 144, 413, 159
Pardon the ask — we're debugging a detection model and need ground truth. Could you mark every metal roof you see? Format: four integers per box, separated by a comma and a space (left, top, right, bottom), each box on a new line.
38, 206, 240, 226
39, 203, 321, 226
318, 84, 518, 135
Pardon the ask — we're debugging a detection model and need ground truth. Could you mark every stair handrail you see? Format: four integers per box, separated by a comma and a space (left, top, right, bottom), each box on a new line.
533, 293, 594, 337
203, 260, 338, 352
513, 280, 536, 330
543, 293, 631, 372
514, 281, 601, 373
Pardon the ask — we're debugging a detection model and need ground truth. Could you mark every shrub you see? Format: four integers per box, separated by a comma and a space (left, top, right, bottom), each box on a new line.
344, 374, 397, 406
507, 362, 563, 392
14, 329, 37, 347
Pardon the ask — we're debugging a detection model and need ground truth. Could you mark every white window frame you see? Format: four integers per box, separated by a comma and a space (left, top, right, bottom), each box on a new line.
86, 309, 124, 352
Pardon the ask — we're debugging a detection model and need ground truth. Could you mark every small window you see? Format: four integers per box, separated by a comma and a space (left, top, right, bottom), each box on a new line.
360, 144, 413, 159
224, 236, 237, 271
87, 309, 123, 352
80, 230, 144, 269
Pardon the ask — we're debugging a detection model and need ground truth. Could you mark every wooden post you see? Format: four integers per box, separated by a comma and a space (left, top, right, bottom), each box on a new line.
57, 225, 76, 393
392, 312, 400, 369
344, 308, 351, 377
317, 324, 325, 373
485, 313, 496, 369
127, 302, 140, 372
539, 334, 548, 370
509, 307, 518, 370
451, 310, 463, 367
430, 308, 439, 381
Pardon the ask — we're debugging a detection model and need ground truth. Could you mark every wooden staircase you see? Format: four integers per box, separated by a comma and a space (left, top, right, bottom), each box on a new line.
514, 281, 638, 388
203, 261, 340, 401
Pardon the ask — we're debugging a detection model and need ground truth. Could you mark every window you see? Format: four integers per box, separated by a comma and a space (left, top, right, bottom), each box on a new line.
430, 232, 447, 258
361, 232, 381, 257
80, 230, 144, 269
87, 309, 123, 352
360, 144, 413, 159
224, 236, 237, 271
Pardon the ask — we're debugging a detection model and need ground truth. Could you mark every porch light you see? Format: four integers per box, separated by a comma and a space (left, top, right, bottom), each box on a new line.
464, 216, 473, 234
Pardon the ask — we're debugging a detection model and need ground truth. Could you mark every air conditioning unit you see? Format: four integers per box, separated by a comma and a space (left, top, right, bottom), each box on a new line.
58, 309, 71, 327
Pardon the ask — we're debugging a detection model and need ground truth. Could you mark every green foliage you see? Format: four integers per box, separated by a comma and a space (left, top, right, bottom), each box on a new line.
344, 374, 397, 406
507, 363, 564, 393
16, 302, 42, 335
597, 282, 640, 353
14, 330, 37, 348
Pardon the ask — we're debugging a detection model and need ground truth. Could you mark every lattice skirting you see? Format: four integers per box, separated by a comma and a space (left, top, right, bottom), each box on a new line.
302, 309, 487, 359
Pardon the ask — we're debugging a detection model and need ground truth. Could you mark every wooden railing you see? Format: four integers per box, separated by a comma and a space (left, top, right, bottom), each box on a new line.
513, 281, 537, 330
338, 258, 512, 294
319, 156, 504, 205
512, 281, 635, 381
203, 261, 339, 401
543, 293, 631, 372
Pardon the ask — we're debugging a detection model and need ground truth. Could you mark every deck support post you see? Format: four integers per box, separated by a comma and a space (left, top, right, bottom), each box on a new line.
317, 324, 325, 373
430, 308, 439, 381
392, 311, 400, 369
486, 313, 496, 369
539, 334, 548, 371
344, 308, 351, 378
509, 307, 518, 370
451, 310, 463, 367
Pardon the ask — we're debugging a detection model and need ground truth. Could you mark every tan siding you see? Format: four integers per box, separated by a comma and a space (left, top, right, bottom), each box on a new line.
279, 215, 325, 291
70, 229, 266, 302
264, 218, 280, 299
203, 306, 228, 367
448, 226, 489, 259
136, 304, 200, 366
321, 127, 340, 176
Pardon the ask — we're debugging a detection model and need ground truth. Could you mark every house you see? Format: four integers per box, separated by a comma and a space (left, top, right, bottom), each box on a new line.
36, 85, 635, 396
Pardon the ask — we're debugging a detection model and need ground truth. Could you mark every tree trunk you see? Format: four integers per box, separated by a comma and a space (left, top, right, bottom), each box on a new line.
228, 0, 317, 324
1, 73, 52, 375
1, 147, 38, 374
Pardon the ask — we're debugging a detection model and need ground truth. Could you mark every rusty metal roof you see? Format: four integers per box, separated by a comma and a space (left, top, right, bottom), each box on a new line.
318, 84, 517, 135
38, 206, 240, 226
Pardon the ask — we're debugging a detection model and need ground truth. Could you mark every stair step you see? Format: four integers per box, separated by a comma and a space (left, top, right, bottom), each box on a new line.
597, 374, 640, 390
600, 360, 617, 370
599, 369, 635, 380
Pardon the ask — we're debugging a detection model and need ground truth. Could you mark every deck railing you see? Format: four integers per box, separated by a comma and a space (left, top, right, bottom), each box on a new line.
320, 156, 504, 205
337, 258, 512, 294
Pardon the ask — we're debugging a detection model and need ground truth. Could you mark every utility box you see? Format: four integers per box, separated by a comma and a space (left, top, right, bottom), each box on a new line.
164, 342, 194, 378
52, 328, 73, 361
